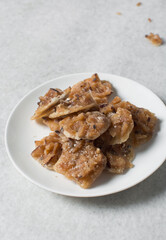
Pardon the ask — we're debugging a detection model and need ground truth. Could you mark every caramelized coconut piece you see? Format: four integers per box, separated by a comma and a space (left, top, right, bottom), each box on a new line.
43, 117, 60, 132
94, 97, 109, 105
110, 97, 157, 146
101, 107, 134, 145
59, 111, 110, 140
31, 87, 71, 120
49, 91, 97, 119
129, 109, 157, 146
71, 73, 112, 104
31, 132, 62, 170
70, 80, 90, 95
99, 96, 121, 115
106, 141, 134, 174
85, 74, 113, 100
54, 139, 106, 188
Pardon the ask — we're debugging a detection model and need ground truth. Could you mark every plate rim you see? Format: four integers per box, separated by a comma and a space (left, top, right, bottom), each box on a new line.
5, 72, 166, 197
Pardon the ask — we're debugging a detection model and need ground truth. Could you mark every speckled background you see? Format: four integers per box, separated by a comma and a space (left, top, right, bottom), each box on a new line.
1, 0, 166, 239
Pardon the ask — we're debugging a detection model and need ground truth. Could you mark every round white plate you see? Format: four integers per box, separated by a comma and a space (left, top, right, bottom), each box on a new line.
5, 73, 166, 197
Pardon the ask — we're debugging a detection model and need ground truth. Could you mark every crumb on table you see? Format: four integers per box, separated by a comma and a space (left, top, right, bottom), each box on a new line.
136, 2, 142, 6
145, 33, 163, 46
116, 12, 122, 15
148, 18, 152, 22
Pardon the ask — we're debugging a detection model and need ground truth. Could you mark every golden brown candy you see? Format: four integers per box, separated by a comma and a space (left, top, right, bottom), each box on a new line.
110, 97, 157, 146
49, 91, 97, 119
54, 139, 106, 188
59, 111, 110, 140
101, 107, 134, 145
106, 141, 134, 174
31, 87, 70, 120
31, 132, 62, 170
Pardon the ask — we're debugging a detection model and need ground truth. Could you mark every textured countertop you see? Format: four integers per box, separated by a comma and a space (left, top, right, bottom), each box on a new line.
1, 1, 166, 239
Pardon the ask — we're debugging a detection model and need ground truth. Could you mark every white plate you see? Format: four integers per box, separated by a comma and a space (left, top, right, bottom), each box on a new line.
5, 73, 166, 197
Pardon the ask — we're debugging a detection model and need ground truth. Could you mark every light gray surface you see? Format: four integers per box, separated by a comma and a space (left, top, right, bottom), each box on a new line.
1, 0, 166, 239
